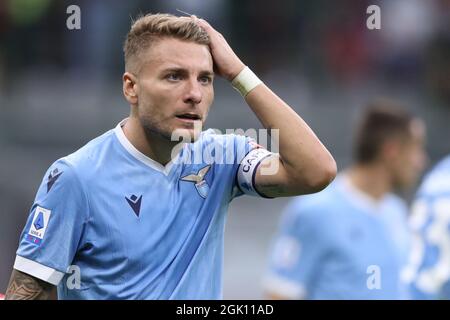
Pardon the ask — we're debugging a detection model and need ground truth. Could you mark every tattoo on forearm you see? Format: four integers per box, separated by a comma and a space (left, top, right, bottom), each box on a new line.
257, 182, 289, 197
5, 270, 56, 300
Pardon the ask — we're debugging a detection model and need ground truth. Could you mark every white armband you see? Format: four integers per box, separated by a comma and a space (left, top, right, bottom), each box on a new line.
231, 66, 263, 97
14, 255, 64, 285
237, 148, 274, 198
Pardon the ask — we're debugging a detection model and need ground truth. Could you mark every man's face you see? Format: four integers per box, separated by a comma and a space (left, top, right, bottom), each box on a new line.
134, 37, 214, 142
389, 120, 427, 190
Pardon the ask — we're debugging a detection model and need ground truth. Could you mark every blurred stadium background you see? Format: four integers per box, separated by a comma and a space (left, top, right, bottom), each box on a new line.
0, 0, 449, 298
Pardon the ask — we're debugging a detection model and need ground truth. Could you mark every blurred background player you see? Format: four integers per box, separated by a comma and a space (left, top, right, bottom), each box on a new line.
403, 154, 450, 299
263, 100, 427, 299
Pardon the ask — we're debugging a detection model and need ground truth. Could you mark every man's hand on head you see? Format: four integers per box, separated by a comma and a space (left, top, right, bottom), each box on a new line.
192, 16, 245, 81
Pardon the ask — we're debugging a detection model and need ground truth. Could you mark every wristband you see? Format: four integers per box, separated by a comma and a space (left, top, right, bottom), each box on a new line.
231, 66, 262, 97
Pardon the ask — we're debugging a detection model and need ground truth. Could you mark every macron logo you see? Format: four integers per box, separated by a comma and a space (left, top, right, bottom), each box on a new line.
47, 168, 63, 193
125, 194, 142, 217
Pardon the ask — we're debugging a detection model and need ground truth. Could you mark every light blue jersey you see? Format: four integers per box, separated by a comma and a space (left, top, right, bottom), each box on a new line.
405, 155, 450, 299
14, 119, 269, 299
264, 175, 410, 299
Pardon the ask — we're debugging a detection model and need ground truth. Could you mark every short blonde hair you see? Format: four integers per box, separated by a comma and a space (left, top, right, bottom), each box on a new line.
123, 13, 210, 73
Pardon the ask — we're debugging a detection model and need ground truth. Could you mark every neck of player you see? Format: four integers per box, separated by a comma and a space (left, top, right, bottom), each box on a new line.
346, 164, 392, 202
122, 117, 178, 166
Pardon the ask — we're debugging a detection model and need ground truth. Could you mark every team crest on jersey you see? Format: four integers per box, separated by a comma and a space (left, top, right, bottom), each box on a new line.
26, 206, 52, 246
181, 165, 211, 199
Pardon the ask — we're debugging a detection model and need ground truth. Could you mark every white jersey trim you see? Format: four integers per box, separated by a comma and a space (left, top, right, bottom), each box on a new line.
114, 118, 182, 176
14, 255, 65, 286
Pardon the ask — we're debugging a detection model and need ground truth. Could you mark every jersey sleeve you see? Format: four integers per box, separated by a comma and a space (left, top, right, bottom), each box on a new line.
14, 159, 89, 285
231, 134, 277, 199
263, 200, 328, 299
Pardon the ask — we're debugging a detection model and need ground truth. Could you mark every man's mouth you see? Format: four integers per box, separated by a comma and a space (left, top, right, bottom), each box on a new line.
175, 113, 202, 121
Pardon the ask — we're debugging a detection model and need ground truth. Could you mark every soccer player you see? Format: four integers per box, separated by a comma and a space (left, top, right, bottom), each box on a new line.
263, 102, 427, 299
403, 154, 450, 299
5, 14, 336, 299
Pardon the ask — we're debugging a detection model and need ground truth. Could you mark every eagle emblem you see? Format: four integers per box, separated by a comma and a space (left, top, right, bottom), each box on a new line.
181, 165, 211, 198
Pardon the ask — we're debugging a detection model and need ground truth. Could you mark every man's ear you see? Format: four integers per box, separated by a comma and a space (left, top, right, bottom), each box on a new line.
381, 139, 401, 162
123, 72, 138, 105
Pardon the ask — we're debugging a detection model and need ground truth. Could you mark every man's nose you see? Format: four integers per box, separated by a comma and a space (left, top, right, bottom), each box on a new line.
183, 78, 202, 105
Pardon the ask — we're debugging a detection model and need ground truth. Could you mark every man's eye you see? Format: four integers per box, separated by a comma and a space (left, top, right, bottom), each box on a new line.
166, 73, 181, 81
199, 76, 212, 84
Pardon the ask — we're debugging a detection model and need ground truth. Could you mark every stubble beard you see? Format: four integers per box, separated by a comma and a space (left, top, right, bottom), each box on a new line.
139, 116, 202, 144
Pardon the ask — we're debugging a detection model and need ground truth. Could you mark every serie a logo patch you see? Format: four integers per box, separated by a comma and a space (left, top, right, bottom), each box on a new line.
26, 206, 52, 246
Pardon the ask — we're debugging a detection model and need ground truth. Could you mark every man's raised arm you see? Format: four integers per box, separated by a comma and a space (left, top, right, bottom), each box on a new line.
195, 18, 337, 197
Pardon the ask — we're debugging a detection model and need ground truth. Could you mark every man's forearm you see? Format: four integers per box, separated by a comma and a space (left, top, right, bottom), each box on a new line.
5, 269, 57, 300
245, 83, 336, 189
